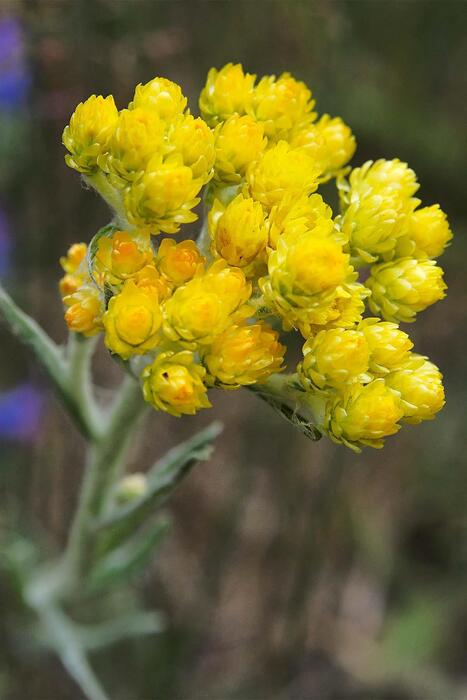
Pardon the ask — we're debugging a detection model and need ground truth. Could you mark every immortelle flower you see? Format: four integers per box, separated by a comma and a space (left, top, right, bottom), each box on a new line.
64, 285, 103, 336
203, 322, 285, 389
155, 238, 205, 286
366, 257, 446, 322
62, 94, 118, 174
324, 379, 405, 450
213, 114, 267, 184
298, 329, 371, 393
142, 350, 211, 416
338, 159, 420, 264
103, 280, 162, 359
59, 64, 452, 450
209, 194, 269, 268
246, 141, 320, 209
385, 355, 445, 424
199, 63, 256, 126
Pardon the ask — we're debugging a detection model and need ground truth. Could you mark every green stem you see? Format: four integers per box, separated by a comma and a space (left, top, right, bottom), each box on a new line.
84, 171, 132, 230
248, 374, 323, 441
38, 604, 110, 700
66, 333, 103, 437
0, 283, 98, 441
62, 374, 148, 587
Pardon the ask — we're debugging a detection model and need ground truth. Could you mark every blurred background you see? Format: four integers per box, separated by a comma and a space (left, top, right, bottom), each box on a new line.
0, 1, 466, 698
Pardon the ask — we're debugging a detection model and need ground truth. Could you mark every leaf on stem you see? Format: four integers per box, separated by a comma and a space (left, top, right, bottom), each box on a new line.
93, 421, 223, 540
86, 515, 171, 594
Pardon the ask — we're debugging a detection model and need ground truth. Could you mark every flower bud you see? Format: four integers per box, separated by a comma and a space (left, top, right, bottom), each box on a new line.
209, 194, 268, 267
199, 63, 256, 126
125, 155, 202, 234
163, 261, 251, 346
203, 322, 285, 388
59, 243, 88, 297
142, 350, 211, 416
252, 72, 316, 141
314, 114, 356, 174
247, 141, 320, 210
325, 379, 404, 450
95, 230, 153, 285
115, 473, 147, 503
129, 77, 187, 119
338, 159, 420, 263
169, 114, 215, 181
103, 280, 162, 358
213, 115, 266, 183
358, 317, 413, 374
156, 238, 205, 286
101, 108, 165, 183
299, 329, 370, 392
62, 95, 118, 173
64, 285, 103, 337
366, 257, 446, 322
385, 355, 445, 424
395, 204, 453, 259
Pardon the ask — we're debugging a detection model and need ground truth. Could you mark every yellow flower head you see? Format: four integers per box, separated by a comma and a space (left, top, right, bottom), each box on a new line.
133, 263, 172, 301
169, 114, 215, 181
246, 141, 320, 209
394, 204, 453, 260
203, 321, 285, 388
64, 285, 103, 337
251, 72, 316, 141
95, 230, 154, 285
129, 77, 187, 120
338, 159, 420, 263
314, 114, 356, 175
59, 243, 88, 297
63, 95, 118, 173
209, 194, 268, 268
317, 282, 369, 333
142, 350, 211, 416
299, 329, 370, 392
260, 219, 357, 332
156, 238, 205, 286
100, 108, 165, 183
385, 354, 445, 424
366, 257, 447, 323
199, 63, 256, 126
290, 124, 327, 170
163, 261, 251, 346
267, 193, 334, 248
325, 378, 404, 450
213, 115, 267, 183
60, 242, 87, 274
358, 317, 413, 374
125, 155, 202, 234
103, 280, 162, 359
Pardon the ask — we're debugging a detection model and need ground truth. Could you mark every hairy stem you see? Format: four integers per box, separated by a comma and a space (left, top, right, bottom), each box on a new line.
66, 333, 103, 436
84, 172, 132, 230
0, 283, 99, 440
62, 374, 148, 586
38, 604, 111, 700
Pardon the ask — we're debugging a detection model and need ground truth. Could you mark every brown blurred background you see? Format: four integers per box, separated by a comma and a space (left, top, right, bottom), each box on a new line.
0, 1, 466, 698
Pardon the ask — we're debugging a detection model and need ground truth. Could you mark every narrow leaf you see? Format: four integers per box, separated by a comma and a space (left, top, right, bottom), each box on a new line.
86, 516, 170, 594
94, 420, 223, 535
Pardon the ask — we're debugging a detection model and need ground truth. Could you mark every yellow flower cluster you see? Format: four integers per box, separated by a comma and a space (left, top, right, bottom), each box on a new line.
63, 79, 214, 234
60, 65, 451, 449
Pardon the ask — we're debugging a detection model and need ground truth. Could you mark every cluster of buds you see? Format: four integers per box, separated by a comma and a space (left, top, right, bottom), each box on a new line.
60, 64, 451, 450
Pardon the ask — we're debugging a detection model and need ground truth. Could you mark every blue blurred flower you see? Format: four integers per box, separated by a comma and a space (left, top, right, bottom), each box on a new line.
0, 16, 31, 111
0, 384, 43, 440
